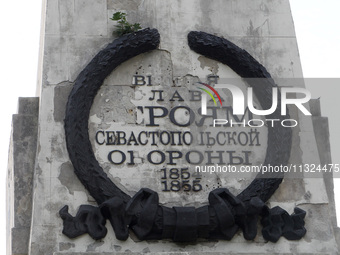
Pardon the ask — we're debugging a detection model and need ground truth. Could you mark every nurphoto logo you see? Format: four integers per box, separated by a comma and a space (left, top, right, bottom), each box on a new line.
197, 79, 312, 128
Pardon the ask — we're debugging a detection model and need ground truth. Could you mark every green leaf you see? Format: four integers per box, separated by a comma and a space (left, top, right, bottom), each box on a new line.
110, 11, 142, 36
110, 11, 124, 21
133, 23, 142, 30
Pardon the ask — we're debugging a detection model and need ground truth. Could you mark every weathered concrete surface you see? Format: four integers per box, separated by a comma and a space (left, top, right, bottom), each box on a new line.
53, 253, 332, 255
310, 99, 340, 249
20, 0, 340, 254
7, 97, 39, 255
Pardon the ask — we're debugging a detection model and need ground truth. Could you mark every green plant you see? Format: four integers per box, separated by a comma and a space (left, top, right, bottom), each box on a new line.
110, 12, 142, 36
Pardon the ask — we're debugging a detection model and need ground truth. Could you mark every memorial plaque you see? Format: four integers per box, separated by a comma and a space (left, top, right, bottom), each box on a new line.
88, 51, 269, 204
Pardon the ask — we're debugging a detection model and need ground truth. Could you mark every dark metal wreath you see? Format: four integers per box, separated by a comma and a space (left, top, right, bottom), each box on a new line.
60, 28, 306, 243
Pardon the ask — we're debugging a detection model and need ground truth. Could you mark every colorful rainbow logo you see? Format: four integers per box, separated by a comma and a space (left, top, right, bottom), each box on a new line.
196, 82, 223, 106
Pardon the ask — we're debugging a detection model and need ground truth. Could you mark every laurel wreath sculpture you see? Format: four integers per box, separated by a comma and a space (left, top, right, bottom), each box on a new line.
60, 28, 306, 243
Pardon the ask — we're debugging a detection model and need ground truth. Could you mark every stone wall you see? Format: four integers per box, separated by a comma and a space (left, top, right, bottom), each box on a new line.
7, 97, 39, 255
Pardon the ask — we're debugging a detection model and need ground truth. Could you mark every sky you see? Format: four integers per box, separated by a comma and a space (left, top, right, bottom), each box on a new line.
0, 0, 339, 253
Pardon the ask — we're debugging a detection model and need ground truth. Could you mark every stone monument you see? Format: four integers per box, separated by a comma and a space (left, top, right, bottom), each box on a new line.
7, 0, 340, 254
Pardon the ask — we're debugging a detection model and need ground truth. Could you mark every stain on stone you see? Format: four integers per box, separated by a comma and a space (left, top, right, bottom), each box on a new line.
107, 0, 142, 11
113, 245, 122, 251
301, 204, 334, 242
272, 179, 305, 201
58, 162, 84, 195
247, 18, 269, 37
16, 191, 32, 227
307, 208, 313, 218
198, 0, 213, 30
260, 3, 269, 15
18, 97, 39, 115
304, 191, 312, 201
51, 134, 65, 159
128, 108, 134, 115
30, 225, 57, 253
54, 82, 73, 123
241, 19, 269, 55
86, 240, 104, 252
272, 48, 286, 59
47, 200, 68, 215
59, 242, 75, 251
142, 247, 150, 253
90, 86, 135, 124
197, 56, 219, 74
247, 20, 261, 37
35, 165, 43, 178
30, 242, 55, 255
